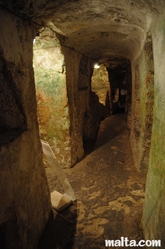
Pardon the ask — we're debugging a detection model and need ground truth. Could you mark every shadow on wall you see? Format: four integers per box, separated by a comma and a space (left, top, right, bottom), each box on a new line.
39, 204, 77, 249
0, 49, 27, 146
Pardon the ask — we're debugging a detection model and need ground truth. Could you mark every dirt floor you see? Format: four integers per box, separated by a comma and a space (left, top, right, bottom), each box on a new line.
39, 113, 147, 249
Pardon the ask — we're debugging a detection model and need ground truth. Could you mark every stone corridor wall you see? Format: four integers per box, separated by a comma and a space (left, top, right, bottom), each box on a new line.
33, 29, 71, 168
142, 14, 165, 246
62, 47, 91, 165
131, 32, 154, 171
62, 46, 105, 165
0, 10, 51, 249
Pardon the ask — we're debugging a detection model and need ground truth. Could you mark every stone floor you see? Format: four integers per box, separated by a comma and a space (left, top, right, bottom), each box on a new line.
39, 113, 147, 249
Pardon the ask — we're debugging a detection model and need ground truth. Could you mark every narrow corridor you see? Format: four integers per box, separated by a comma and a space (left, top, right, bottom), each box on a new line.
40, 113, 146, 249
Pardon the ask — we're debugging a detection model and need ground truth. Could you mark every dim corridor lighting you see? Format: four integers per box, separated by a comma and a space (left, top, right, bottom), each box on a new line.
94, 63, 100, 69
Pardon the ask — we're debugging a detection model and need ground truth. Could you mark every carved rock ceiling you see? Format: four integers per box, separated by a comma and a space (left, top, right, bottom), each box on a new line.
0, 0, 164, 63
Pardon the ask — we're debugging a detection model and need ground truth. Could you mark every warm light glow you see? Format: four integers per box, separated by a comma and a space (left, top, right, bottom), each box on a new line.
94, 63, 100, 69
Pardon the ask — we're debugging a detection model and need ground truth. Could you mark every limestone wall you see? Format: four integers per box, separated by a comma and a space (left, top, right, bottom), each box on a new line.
33, 29, 71, 168
62, 46, 105, 165
142, 13, 165, 246
131, 32, 154, 171
62, 47, 90, 165
0, 10, 51, 248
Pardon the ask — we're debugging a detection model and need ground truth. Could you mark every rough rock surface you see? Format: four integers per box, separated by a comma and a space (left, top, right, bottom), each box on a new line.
0, 9, 51, 249
131, 32, 154, 171
33, 28, 71, 168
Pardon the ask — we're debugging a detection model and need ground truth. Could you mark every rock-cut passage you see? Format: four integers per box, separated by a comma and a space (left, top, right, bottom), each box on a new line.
40, 113, 147, 249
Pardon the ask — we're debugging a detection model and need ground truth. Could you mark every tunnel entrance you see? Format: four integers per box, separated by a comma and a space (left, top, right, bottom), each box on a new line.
83, 58, 132, 155
82, 64, 111, 154
106, 58, 132, 117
